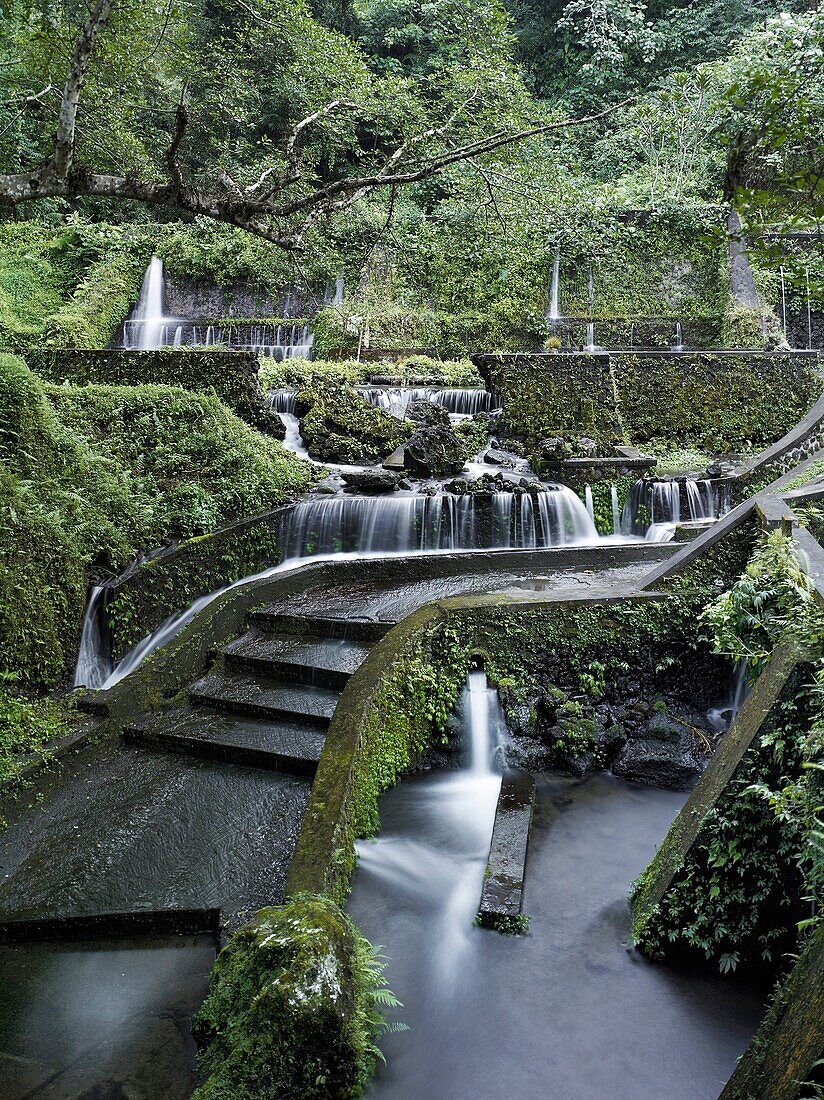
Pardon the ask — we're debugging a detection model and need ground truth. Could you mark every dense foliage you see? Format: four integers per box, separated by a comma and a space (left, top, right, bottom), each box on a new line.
0, 353, 313, 691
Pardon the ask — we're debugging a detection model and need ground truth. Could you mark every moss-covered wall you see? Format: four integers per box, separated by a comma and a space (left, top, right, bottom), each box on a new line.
28, 348, 274, 431
478, 352, 822, 453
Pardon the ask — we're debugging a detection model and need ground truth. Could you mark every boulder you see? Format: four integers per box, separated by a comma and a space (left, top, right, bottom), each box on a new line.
612, 735, 702, 789
341, 469, 401, 494
484, 448, 517, 467
404, 425, 465, 477
405, 399, 450, 428
538, 436, 572, 461
297, 380, 405, 465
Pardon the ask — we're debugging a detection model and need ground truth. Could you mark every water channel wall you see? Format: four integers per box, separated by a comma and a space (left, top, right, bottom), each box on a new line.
476, 351, 823, 453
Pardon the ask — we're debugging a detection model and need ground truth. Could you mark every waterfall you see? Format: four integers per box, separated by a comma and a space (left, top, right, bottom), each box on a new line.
73, 586, 112, 689
432, 390, 498, 416
278, 489, 598, 558
353, 667, 506, 993
780, 267, 788, 341
547, 256, 561, 322
611, 485, 621, 535
671, 321, 684, 351
355, 387, 498, 419
267, 389, 297, 415
806, 267, 813, 351
707, 660, 749, 733
125, 256, 168, 350
584, 322, 597, 353
622, 478, 723, 539
584, 486, 594, 523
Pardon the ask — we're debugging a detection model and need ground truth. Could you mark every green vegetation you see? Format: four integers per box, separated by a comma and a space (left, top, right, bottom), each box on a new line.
0, 353, 313, 694
193, 894, 402, 1100
259, 356, 482, 390
298, 379, 408, 465
633, 534, 823, 972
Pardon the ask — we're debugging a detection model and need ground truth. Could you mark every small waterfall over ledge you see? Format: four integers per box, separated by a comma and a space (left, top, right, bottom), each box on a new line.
355, 387, 499, 419
278, 489, 598, 557
621, 478, 728, 540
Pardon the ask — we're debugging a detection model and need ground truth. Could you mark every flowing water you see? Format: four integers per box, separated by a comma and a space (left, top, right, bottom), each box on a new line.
348, 770, 764, 1100
355, 387, 499, 419
547, 255, 561, 322
622, 478, 728, 541
123, 256, 173, 351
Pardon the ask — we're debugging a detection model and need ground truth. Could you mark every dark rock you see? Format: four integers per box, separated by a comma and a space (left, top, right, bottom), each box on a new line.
405, 399, 450, 428
612, 735, 702, 789
404, 425, 465, 477
297, 380, 405, 465
538, 436, 572, 460
484, 448, 517, 467
341, 469, 401, 494
575, 436, 597, 457
596, 722, 627, 762
556, 750, 600, 777
444, 477, 470, 494
506, 735, 553, 771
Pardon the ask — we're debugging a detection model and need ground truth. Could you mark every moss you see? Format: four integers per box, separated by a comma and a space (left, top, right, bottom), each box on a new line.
298, 379, 407, 465
259, 356, 481, 391
192, 894, 395, 1100
475, 912, 531, 934
0, 354, 313, 692
0, 688, 70, 787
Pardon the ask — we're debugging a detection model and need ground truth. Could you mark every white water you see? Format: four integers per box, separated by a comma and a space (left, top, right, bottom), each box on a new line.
73, 586, 109, 688
621, 478, 726, 540
671, 321, 684, 351
356, 387, 499, 420
584, 486, 595, 524
123, 260, 314, 358
354, 669, 504, 991
780, 266, 789, 345
124, 256, 174, 350
547, 256, 561, 322
707, 660, 749, 733
73, 486, 598, 690
611, 485, 621, 535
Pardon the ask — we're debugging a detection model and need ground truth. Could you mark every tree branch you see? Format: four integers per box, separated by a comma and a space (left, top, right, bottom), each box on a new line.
52, 0, 113, 181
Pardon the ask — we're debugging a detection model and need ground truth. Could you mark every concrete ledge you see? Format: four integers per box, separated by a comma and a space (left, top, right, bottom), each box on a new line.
477, 769, 535, 931
0, 907, 221, 943
731, 385, 824, 483
631, 640, 801, 935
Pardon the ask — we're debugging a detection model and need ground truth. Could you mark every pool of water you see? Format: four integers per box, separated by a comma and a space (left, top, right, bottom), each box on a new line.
0, 932, 214, 1099
348, 770, 765, 1100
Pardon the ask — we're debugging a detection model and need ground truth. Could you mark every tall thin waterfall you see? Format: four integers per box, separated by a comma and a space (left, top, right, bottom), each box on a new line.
125, 256, 168, 350
353, 668, 506, 993
671, 321, 684, 351
584, 322, 597, 353
73, 586, 112, 689
547, 256, 561, 321
779, 266, 789, 343
278, 489, 597, 558
610, 485, 621, 535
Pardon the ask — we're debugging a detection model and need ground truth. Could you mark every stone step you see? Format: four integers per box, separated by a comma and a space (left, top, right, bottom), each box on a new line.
222, 630, 371, 689
189, 671, 339, 725
124, 707, 325, 775
477, 769, 535, 932
247, 609, 392, 643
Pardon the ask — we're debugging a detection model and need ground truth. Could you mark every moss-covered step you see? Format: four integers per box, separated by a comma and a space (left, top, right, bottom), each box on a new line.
247, 609, 392, 643
717, 925, 824, 1100
477, 769, 535, 933
630, 639, 800, 940
123, 707, 325, 775
221, 630, 372, 690
189, 671, 339, 725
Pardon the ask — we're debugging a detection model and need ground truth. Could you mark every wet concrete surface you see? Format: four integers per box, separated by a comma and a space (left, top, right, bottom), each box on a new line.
0, 932, 214, 1099
0, 744, 310, 930
265, 561, 656, 624
349, 771, 765, 1100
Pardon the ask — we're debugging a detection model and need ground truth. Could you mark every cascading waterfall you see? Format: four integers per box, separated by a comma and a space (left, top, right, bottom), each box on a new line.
356, 387, 499, 419
278, 488, 598, 558
124, 256, 172, 350
353, 667, 506, 994
73, 586, 112, 689
621, 478, 726, 540
73, 487, 599, 690
123, 259, 314, 358
267, 389, 297, 415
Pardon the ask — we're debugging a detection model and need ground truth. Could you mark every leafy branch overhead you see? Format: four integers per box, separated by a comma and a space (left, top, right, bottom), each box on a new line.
0, 0, 625, 249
